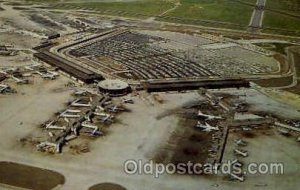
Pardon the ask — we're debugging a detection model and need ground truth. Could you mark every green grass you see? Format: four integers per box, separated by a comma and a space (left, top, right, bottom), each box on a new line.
164, 0, 253, 25
263, 10, 300, 33
25, 0, 300, 35
36, 0, 174, 18
264, 0, 300, 15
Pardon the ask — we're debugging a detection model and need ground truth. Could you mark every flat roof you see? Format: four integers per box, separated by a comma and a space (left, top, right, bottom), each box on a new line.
98, 79, 129, 90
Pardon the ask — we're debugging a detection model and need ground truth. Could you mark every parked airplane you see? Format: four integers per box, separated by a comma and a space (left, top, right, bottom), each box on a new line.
59, 109, 81, 118
48, 71, 59, 77
81, 122, 103, 136
45, 120, 66, 130
198, 110, 223, 120
195, 121, 219, 132
70, 98, 92, 107
65, 118, 102, 136
35, 71, 58, 80
73, 90, 88, 96
101, 115, 114, 123
96, 105, 105, 112
94, 112, 114, 123
234, 149, 248, 157
11, 76, 29, 84
24, 64, 41, 71
107, 105, 125, 113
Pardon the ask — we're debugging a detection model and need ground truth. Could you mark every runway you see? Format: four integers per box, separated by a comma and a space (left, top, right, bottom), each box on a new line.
249, 0, 267, 29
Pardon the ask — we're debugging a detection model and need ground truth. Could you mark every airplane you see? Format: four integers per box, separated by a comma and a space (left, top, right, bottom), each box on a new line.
64, 118, 102, 137
107, 105, 125, 113
73, 123, 102, 136
94, 111, 114, 123
96, 105, 105, 111
65, 134, 77, 142
47, 71, 59, 77
22, 73, 32, 77
73, 90, 88, 96
45, 120, 66, 130
59, 109, 81, 118
234, 149, 248, 157
234, 139, 247, 146
198, 110, 223, 120
24, 64, 41, 71
11, 76, 29, 84
70, 98, 92, 107
195, 121, 219, 132
60, 117, 101, 137
24, 66, 34, 71
229, 173, 245, 182
100, 114, 114, 123
35, 71, 57, 80
81, 122, 103, 136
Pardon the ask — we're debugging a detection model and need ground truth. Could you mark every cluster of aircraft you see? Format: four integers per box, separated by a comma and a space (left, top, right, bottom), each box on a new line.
228, 139, 249, 182
194, 108, 249, 182
0, 64, 59, 86
44, 95, 128, 138
38, 93, 131, 153
195, 110, 223, 132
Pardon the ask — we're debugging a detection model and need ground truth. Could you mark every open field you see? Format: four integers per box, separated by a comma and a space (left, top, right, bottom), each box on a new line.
159, 0, 253, 29
22, 0, 300, 35
30, 0, 174, 18
264, 0, 300, 16
263, 11, 300, 34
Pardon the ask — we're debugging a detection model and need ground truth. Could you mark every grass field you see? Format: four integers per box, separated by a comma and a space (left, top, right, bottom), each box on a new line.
263, 10, 300, 33
49, 0, 174, 18
25, 0, 300, 35
265, 0, 300, 15
44, 0, 254, 29
159, 0, 254, 29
